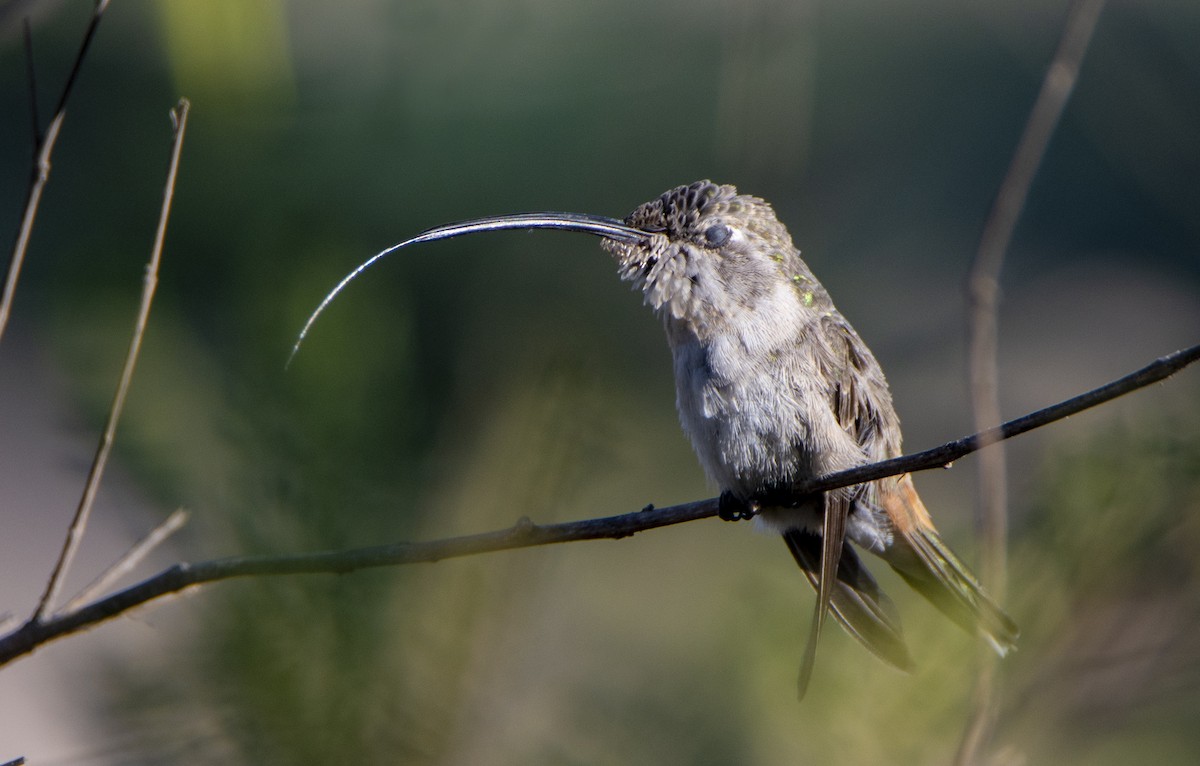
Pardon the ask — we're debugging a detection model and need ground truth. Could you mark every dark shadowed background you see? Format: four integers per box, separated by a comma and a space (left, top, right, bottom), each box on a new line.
1, 1, 1198, 763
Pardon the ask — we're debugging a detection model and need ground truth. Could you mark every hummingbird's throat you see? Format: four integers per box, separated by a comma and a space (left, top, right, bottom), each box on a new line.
604, 234, 704, 321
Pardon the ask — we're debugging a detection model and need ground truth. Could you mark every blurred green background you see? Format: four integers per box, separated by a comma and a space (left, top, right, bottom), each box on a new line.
1, 0, 1199, 763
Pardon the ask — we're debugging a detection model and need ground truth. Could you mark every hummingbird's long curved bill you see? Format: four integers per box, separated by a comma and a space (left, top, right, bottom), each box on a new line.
288, 213, 649, 366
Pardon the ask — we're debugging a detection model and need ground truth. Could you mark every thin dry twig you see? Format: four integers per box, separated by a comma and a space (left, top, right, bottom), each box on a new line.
32, 98, 191, 623
60, 509, 190, 615
1, 342, 1194, 668
967, 0, 1107, 617
0, 0, 112, 345
959, 1, 1106, 763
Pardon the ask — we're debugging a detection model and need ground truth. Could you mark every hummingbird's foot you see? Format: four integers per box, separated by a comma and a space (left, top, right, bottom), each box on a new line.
718, 491, 757, 522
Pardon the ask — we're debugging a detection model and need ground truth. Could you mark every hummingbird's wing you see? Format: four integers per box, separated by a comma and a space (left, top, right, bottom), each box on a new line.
784, 315, 906, 695
784, 529, 915, 676
818, 317, 1019, 655
878, 475, 1020, 655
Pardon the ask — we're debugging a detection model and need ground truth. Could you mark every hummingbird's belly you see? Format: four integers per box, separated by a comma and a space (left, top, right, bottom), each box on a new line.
670, 337, 817, 496
669, 333, 893, 553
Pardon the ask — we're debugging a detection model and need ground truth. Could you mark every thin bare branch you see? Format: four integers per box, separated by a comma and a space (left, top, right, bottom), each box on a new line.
1, 343, 1194, 668
959, 1, 1105, 762
60, 509, 190, 615
51, 0, 113, 118
969, 0, 1106, 600
0, 0, 112, 344
32, 99, 191, 622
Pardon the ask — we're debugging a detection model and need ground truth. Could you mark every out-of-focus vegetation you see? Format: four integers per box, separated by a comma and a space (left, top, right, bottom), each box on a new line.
1, 0, 1198, 762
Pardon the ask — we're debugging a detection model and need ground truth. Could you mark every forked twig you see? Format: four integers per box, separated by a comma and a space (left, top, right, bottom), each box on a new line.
31, 99, 192, 623
959, 1, 1106, 763
1, 342, 1194, 667
1, 0, 113, 344
60, 509, 190, 614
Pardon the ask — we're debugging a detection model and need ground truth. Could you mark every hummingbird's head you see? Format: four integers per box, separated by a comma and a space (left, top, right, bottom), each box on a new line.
601, 180, 821, 332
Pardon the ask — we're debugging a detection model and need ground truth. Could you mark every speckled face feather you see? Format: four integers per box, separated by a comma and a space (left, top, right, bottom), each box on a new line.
601, 181, 833, 337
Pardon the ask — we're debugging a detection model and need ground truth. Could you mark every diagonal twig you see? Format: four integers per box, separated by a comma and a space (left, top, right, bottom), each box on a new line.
1, 342, 1194, 668
60, 509, 190, 615
959, 1, 1106, 763
0, 0, 112, 345
31, 98, 192, 623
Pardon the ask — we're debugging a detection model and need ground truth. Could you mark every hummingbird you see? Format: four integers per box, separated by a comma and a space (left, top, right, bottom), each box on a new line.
292, 180, 1018, 696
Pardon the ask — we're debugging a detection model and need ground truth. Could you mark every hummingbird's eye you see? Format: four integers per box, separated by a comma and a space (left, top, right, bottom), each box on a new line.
704, 224, 732, 247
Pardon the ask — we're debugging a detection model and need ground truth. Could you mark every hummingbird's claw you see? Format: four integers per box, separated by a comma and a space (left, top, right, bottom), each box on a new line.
718, 491, 756, 522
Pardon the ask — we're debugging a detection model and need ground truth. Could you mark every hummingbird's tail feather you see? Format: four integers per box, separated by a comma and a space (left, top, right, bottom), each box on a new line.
888, 528, 1020, 655
880, 476, 1019, 655
783, 529, 916, 686
792, 498, 847, 699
